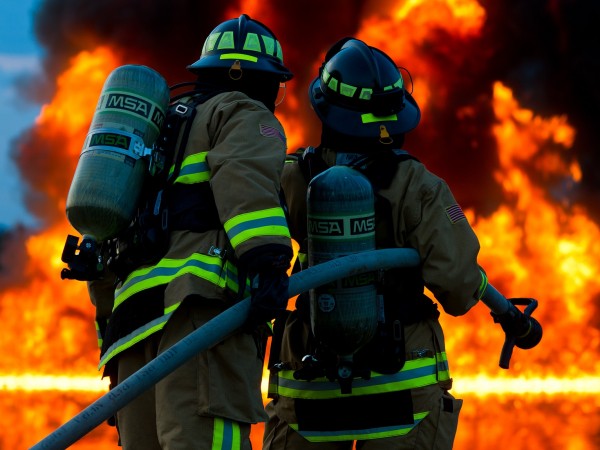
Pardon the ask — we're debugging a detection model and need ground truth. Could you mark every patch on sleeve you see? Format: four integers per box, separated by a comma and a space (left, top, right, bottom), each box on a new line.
445, 204, 466, 224
259, 123, 286, 145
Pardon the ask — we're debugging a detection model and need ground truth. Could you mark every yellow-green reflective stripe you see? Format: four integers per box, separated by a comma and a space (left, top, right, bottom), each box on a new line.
325, 75, 403, 100
204, 32, 221, 53
261, 35, 275, 56
289, 411, 429, 442
361, 113, 398, 124
322, 67, 331, 84
340, 82, 357, 97
275, 41, 283, 62
477, 269, 489, 299
114, 254, 230, 310
95, 321, 102, 348
169, 152, 210, 184
327, 77, 338, 91
224, 207, 290, 248
217, 31, 235, 50
212, 418, 241, 450
276, 353, 449, 399
219, 53, 258, 62
98, 313, 172, 369
359, 88, 373, 100
243, 33, 261, 52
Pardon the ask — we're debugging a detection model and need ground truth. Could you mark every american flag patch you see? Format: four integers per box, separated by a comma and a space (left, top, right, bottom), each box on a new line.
445, 204, 466, 224
259, 123, 286, 145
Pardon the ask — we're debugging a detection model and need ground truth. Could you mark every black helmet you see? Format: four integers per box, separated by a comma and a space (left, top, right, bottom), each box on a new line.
187, 14, 293, 82
309, 38, 420, 141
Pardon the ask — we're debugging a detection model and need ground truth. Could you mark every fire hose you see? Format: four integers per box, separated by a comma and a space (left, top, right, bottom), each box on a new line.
30, 248, 541, 450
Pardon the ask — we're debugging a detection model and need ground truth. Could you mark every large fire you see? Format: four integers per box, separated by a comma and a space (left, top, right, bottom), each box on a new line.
1, 0, 599, 449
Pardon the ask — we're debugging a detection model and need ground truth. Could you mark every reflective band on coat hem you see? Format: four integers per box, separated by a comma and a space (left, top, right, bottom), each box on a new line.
98, 309, 175, 369
274, 353, 449, 399
114, 254, 238, 310
289, 411, 429, 442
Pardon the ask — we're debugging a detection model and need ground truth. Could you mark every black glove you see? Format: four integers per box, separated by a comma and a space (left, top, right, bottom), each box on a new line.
244, 253, 290, 332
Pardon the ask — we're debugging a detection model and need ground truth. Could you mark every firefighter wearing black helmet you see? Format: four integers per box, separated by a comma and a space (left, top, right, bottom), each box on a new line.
88, 14, 293, 449
263, 38, 486, 449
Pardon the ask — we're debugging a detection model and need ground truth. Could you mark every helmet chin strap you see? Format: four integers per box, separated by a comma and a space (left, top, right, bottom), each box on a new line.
275, 82, 287, 107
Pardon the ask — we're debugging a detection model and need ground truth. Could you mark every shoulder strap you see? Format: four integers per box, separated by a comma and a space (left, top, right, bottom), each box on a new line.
166, 91, 222, 183
295, 146, 330, 184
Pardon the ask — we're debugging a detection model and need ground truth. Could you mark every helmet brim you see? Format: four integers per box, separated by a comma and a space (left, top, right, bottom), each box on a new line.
309, 76, 420, 137
187, 56, 293, 81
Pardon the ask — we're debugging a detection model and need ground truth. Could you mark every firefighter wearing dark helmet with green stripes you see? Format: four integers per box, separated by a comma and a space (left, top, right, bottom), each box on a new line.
263, 38, 487, 449
88, 14, 293, 449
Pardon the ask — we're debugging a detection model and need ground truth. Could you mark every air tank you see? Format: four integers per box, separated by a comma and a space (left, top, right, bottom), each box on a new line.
65, 64, 170, 241
307, 165, 378, 359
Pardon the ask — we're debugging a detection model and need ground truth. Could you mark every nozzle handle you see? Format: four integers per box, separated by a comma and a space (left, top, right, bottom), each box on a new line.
481, 285, 543, 369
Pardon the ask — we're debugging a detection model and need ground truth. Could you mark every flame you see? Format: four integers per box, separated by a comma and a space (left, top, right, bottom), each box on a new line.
442, 82, 600, 381
1, 1, 599, 448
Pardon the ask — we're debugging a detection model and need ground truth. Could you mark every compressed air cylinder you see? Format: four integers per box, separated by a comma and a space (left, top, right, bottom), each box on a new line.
307, 165, 378, 357
65, 64, 170, 241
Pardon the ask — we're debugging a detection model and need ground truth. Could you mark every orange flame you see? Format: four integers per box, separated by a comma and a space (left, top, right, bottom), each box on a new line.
2, 1, 599, 449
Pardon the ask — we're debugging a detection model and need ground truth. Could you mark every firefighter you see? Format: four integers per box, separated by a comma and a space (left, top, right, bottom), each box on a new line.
88, 14, 293, 449
263, 37, 487, 449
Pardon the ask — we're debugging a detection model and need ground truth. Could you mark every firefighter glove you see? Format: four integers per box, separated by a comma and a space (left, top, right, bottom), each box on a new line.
245, 253, 290, 332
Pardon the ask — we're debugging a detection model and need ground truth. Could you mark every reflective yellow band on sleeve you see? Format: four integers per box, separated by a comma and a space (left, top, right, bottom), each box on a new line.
477, 269, 489, 299
170, 152, 210, 184
224, 207, 290, 249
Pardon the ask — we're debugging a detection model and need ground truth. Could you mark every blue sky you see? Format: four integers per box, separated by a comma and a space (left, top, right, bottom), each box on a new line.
0, 0, 43, 228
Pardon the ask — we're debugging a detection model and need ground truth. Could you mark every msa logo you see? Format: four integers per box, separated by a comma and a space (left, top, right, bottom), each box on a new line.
308, 219, 344, 236
89, 132, 131, 150
104, 93, 165, 129
341, 272, 376, 288
350, 216, 375, 235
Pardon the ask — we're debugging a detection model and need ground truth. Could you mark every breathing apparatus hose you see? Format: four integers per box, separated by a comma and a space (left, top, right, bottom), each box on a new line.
30, 248, 542, 449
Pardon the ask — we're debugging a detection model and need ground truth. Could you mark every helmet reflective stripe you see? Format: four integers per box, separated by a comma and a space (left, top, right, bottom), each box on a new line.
261, 35, 275, 55
219, 53, 258, 62
288, 411, 429, 442
361, 112, 398, 124
359, 88, 373, 100
323, 73, 404, 100
340, 82, 357, 97
204, 32, 221, 53
202, 30, 284, 63
243, 32, 261, 52
217, 31, 235, 50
